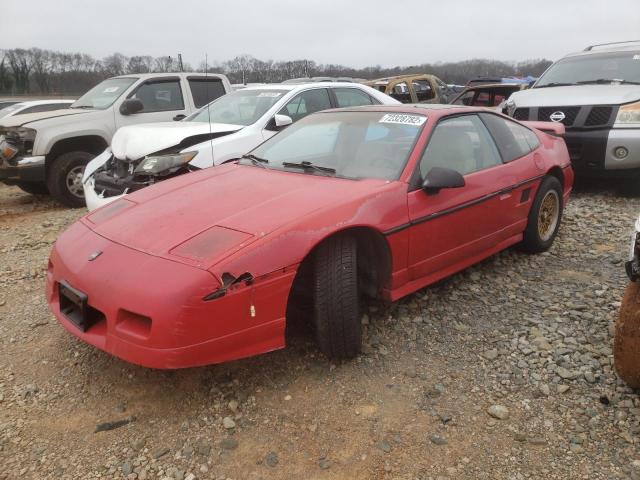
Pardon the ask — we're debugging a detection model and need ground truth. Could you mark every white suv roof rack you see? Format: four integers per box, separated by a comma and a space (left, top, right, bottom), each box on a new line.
584, 40, 640, 51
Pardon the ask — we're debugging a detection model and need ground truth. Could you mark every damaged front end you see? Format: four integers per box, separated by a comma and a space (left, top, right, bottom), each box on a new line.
92, 150, 198, 198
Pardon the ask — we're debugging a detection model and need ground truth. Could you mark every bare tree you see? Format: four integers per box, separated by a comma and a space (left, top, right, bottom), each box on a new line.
6, 49, 34, 93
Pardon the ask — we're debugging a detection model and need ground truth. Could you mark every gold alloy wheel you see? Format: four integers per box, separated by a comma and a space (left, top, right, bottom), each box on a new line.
537, 190, 560, 242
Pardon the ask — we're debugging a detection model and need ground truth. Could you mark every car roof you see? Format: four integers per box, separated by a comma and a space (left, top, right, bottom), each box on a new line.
112, 72, 227, 80
564, 40, 640, 59
237, 82, 375, 92
463, 83, 525, 90
364, 74, 439, 85
322, 104, 478, 115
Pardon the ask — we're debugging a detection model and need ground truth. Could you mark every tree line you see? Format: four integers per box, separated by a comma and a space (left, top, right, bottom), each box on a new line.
0, 48, 553, 96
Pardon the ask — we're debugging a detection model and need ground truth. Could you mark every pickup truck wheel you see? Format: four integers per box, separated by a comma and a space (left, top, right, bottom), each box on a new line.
47, 151, 93, 208
15, 182, 49, 195
313, 235, 361, 359
615, 281, 640, 389
519, 176, 563, 253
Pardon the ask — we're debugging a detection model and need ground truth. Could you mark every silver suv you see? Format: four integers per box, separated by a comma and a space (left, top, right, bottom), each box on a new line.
505, 40, 640, 181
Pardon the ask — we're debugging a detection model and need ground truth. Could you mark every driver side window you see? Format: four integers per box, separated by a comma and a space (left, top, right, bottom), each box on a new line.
278, 89, 331, 122
129, 80, 184, 113
419, 115, 502, 179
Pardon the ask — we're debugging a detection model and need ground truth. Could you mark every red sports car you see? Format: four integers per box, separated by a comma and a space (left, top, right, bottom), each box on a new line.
46, 105, 573, 369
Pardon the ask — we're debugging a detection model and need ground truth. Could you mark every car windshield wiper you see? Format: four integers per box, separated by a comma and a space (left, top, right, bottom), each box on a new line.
70, 105, 95, 109
534, 82, 577, 89
241, 154, 269, 168
576, 78, 640, 85
281, 161, 336, 176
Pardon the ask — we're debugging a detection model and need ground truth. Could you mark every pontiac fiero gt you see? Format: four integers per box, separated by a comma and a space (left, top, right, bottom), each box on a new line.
46, 105, 573, 368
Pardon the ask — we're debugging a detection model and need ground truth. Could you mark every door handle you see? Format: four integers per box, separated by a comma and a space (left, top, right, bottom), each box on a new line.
498, 186, 514, 200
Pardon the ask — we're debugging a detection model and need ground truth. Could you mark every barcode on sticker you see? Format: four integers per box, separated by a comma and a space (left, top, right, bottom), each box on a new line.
258, 92, 282, 97
379, 114, 426, 126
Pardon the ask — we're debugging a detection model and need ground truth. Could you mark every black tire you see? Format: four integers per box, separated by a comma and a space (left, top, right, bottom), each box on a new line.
313, 235, 361, 359
520, 175, 563, 253
46, 151, 93, 208
15, 181, 49, 195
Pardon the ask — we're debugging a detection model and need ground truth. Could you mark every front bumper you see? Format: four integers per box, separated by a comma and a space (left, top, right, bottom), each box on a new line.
83, 177, 124, 211
46, 221, 291, 368
563, 127, 640, 178
0, 155, 46, 183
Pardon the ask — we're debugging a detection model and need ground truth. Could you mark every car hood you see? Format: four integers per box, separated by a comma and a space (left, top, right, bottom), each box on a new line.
83, 164, 390, 267
111, 121, 244, 161
0, 108, 89, 128
510, 85, 640, 107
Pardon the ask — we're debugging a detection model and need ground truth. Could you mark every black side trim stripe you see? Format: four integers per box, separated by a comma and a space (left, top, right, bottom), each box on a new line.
384, 173, 547, 236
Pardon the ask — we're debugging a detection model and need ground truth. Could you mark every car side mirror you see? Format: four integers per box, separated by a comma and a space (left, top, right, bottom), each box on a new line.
119, 98, 144, 115
266, 114, 293, 131
422, 166, 465, 194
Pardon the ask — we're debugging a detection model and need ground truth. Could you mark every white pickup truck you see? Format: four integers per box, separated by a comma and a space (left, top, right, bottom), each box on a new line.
0, 72, 231, 206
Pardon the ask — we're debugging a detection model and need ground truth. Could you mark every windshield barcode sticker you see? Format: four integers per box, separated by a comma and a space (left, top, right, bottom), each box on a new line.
258, 92, 282, 97
103, 87, 120, 93
379, 114, 426, 126
634, 55, 640, 60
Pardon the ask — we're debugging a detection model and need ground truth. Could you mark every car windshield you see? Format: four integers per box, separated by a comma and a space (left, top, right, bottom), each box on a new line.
185, 89, 287, 126
535, 51, 640, 87
244, 111, 425, 180
71, 77, 137, 109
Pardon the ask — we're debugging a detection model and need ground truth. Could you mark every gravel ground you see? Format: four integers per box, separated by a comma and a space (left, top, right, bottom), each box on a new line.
1, 182, 639, 480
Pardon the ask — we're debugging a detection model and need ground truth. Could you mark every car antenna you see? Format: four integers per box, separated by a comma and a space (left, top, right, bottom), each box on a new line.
205, 53, 215, 164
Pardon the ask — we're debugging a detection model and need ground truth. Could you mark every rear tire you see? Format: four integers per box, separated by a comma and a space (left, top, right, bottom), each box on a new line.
15, 181, 49, 195
615, 282, 640, 389
313, 235, 361, 359
520, 175, 563, 253
47, 151, 93, 208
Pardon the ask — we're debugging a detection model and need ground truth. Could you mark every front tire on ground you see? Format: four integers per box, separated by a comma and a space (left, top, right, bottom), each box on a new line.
520, 175, 563, 253
313, 235, 361, 359
615, 281, 640, 389
15, 181, 49, 195
46, 151, 93, 208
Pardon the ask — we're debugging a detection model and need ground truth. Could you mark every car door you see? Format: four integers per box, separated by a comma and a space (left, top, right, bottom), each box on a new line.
262, 88, 332, 140
478, 112, 543, 234
406, 113, 513, 281
115, 77, 188, 128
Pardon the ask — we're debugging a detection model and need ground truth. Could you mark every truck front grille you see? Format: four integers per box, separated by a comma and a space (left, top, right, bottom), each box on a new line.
513, 108, 529, 121
538, 107, 580, 126
584, 106, 614, 126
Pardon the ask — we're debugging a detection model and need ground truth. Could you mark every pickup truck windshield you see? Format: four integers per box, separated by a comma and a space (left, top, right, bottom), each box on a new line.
71, 78, 137, 109
245, 111, 425, 180
185, 89, 287, 126
535, 51, 640, 88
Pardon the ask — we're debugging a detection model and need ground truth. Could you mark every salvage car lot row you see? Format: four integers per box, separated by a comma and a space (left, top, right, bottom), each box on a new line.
1, 183, 639, 479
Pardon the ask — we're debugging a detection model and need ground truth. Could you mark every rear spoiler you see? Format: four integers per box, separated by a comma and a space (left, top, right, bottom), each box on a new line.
521, 121, 565, 137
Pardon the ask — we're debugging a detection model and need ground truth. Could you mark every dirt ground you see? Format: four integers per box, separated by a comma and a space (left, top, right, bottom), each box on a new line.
1, 182, 639, 480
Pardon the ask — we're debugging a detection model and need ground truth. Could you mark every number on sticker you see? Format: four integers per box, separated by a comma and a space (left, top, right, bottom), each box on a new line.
379, 114, 427, 126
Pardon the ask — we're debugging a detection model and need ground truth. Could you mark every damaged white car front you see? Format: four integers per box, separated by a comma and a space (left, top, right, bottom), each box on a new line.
82, 122, 243, 211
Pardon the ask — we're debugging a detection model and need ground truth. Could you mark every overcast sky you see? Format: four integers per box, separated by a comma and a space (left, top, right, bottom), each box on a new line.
3, 0, 640, 68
